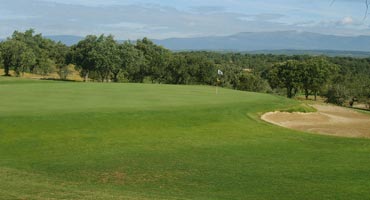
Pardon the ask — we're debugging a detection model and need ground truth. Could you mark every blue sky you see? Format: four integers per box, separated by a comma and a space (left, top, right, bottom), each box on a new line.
0, 0, 369, 39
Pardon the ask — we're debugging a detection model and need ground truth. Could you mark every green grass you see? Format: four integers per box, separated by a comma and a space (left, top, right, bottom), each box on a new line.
278, 103, 317, 113
351, 107, 370, 116
1, 76, 370, 200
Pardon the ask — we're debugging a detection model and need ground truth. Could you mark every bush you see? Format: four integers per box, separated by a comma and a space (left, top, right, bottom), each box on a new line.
236, 73, 272, 93
57, 64, 73, 80
324, 84, 349, 105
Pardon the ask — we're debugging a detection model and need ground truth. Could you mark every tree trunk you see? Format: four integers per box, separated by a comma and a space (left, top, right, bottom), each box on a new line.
105, 74, 109, 82
305, 89, 309, 100
112, 70, 120, 82
4, 66, 10, 76
287, 87, 293, 98
84, 71, 89, 82
293, 88, 298, 97
314, 91, 317, 101
113, 73, 118, 82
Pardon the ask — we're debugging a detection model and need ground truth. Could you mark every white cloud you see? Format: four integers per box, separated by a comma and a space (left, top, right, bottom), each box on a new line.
341, 16, 354, 25
0, 0, 369, 39
103, 22, 147, 29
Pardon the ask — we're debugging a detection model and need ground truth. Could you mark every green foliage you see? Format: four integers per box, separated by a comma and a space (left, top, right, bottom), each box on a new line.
69, 35, 99, 81
57, 64, 73, 80
165, 53, 218, 85
119, 41, 147, 82
135, 38, 171, 83
265, 57, 350, 102
268, 60, 303, 98
301, 57, 338, 100
0, 29, 69, 77
0, 39, 36, 76
33, 57, 55, 76
327, 57, 370, 106
0, 48, 3, 69
324, 84, 349, 105
180, 53, 216, 85
165, 54, 189, 84
92, 35, 120, 82
348, 75, 370, 106
236, 72, 271, 93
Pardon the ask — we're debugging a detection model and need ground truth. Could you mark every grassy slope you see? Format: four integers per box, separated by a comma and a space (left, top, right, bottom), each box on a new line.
1, 77, 370, 200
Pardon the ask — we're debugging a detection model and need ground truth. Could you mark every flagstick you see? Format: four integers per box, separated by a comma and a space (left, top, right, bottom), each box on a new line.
216, 69, 223, 95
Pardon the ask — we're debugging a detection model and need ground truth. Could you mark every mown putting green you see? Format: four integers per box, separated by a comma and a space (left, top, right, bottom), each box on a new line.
1, 77, 370, 200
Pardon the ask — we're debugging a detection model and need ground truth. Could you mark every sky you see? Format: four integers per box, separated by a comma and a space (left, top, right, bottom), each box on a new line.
0, 0, 369, 39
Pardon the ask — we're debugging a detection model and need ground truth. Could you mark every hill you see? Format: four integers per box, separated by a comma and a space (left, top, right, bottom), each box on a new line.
44, 35, 84, 46
248, 49, 370, 58
35, 31, 370, 55
1, 77, 370, 199
153, 31, 370, 52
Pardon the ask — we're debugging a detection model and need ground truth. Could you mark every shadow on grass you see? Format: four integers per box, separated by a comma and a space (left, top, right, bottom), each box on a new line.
40, 78, 79, 82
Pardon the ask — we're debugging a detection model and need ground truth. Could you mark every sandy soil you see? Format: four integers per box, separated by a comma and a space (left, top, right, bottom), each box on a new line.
262, 104, 370, 138
0, 68, 83, 81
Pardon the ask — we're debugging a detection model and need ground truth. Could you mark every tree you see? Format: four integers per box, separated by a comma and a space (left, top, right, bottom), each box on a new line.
183, 53, 216, 85
0, 40, 14, 76
11, 29, 52, 73
34, 57, 55, 77
135, 38, 171, 83
57, 64, 73, 80
166, 54, 190, 84
1, 29, 69, 77
118, 41, 147, 83
68, 35, 99, 82
15, 47, 36, 77
50, 42, 70, 80
324, 84, 349, 106
91, 35, 120, 82
345, 73, 370, 108
301, 57, 337, 100
68, 35, 121, 82
0, 48, 3, 71
236, 72, 271, 93
268, 60, 303, 98
0, 40, 36, 76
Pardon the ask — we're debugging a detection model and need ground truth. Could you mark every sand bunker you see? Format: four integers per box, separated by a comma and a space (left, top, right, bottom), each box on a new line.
262, 104, 370, 138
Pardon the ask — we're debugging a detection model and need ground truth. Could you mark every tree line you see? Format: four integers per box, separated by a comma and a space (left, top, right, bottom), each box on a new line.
1, 29, 369, 108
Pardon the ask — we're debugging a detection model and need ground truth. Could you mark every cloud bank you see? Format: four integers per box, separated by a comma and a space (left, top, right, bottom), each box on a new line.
0, 0, 369, 39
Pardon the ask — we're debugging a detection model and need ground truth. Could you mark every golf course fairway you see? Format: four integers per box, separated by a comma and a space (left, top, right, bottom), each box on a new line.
1, 77, 370, 200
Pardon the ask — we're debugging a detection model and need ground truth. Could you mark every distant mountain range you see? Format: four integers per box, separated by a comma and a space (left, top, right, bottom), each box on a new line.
2, 31, 370, 56
153, 31, 370, 52
44, 35, 84, 46
248, 49, 370, 58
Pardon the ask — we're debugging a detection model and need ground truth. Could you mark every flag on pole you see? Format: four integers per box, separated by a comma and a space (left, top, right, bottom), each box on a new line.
216, 70, 223, 95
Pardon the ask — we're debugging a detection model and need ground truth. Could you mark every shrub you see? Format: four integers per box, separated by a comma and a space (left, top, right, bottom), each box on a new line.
324, 84, 349, 106
236, 73, 272, 93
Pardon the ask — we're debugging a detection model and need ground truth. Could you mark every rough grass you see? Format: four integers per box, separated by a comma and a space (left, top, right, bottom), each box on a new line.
278, 103, 317, 113
1, 77, 370, 200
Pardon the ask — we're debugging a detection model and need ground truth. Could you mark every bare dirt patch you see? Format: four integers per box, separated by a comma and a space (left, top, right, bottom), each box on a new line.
262, 104, 370, 138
